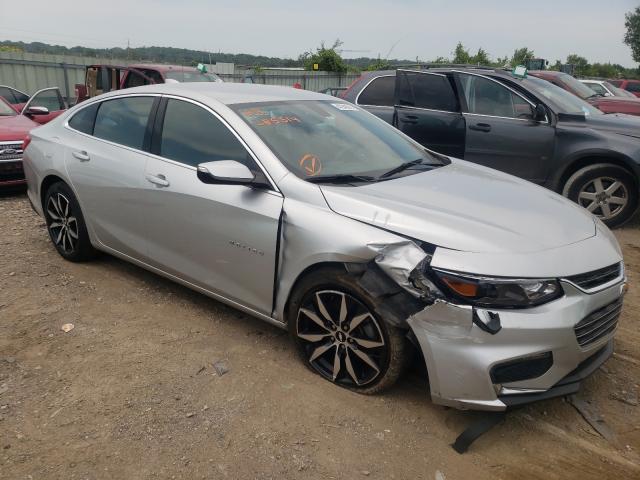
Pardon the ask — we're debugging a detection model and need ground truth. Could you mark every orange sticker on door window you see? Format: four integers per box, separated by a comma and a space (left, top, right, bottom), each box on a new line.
299, 153, 322, 176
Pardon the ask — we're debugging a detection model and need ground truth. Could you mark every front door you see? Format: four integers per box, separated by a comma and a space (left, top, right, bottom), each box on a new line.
143, 97, 283, 315
456, 72, 556, 183
393, 70, 466, 158
22, 88, 67, 124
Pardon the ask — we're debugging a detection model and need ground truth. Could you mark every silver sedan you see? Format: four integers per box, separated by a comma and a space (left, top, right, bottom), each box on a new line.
23, 83, 625, 411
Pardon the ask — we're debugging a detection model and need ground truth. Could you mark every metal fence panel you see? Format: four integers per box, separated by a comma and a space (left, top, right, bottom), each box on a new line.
0, 52, 361, 100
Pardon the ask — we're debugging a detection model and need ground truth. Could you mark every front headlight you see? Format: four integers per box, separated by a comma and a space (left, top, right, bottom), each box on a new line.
433, 270, 563, 308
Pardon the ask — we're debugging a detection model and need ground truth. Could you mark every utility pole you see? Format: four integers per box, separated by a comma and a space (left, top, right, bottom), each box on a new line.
127, 39, 130, 60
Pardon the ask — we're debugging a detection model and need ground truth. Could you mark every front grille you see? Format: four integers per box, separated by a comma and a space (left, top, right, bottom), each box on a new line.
0, 160, 25, 182
0, 142, 23, 162
566, 263, 622, 291
574, 297, 623, 347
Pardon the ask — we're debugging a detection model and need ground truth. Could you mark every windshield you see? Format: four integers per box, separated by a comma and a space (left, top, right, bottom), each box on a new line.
0, 99, 16, 116
526, 77, 602, 116
558, 73, 602, 99
233, 100, 444, 182
165, 71, 221, 83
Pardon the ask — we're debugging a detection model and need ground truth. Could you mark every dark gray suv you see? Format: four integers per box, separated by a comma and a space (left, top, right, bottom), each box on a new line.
342, 68, 640, 227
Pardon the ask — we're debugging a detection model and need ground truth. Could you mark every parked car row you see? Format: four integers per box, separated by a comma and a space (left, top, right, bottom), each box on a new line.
22, 81, 625, 414
341, 67, 640, 227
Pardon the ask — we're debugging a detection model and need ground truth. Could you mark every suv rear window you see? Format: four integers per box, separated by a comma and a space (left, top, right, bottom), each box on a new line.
357, 76, 395, 106
626, 82, 640, 92
396, 71, 458, 112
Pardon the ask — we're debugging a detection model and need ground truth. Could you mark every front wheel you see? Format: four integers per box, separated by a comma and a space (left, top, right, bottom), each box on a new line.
288, 268, 409, 394
563, 163, 638, 228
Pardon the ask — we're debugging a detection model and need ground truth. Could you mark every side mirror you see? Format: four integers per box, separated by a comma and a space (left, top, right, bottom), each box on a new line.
533, 104, 546, 121
24, 106, 49, 116
197, 160, 255, 185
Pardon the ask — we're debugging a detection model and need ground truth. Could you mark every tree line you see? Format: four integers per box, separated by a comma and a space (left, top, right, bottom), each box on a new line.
1, 39, 639, 79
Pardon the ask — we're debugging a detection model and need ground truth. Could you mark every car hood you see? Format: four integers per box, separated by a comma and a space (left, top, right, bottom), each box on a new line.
0, 114, 37, 141
566, 111, 640, 137
320, 160, 596, 254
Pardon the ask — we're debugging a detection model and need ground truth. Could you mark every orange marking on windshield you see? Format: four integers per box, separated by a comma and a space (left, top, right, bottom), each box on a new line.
299, 153, 322, 176
256, 116, 302, 126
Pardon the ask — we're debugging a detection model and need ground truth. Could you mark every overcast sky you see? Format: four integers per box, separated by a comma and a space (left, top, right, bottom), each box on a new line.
2, 0, 638, 66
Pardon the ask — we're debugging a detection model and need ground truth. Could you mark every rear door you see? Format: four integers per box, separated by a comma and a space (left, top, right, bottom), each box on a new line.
354, 75, 396, 123
22, 88, 67, 124
64, 95, 157, 260
393, 70, 465, 158
456, 72, 556, 183
142, 97, 283, 315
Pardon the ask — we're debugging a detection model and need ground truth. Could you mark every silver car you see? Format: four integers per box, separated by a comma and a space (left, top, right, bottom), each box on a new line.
23, 83, 626, 411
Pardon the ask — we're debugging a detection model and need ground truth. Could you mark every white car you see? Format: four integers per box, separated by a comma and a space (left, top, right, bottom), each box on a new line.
580, 79, 636, 98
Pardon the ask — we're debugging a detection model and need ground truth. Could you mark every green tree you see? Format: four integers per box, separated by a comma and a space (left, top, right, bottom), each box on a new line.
470, 48, 490, 65
566, 54, 590, 76
452, 42, 471, 64
299, 39, 347, 73
510, 47, 535, 67
624, 7, 640, 63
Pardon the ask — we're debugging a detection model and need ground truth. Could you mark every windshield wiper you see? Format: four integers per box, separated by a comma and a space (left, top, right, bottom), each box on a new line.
306, 174, 377, 184
378, 158, 434, 179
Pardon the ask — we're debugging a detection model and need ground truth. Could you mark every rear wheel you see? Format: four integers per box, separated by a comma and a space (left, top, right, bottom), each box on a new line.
563, 163, 638, 228
43, 182, 96, 262
288, 267, 409, 394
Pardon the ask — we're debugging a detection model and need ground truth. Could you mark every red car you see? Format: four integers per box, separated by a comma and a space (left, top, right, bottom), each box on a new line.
609, 79, 640, 97
75, 64, 222, 103
530, 71, 640, 116
0, 88, 67, 187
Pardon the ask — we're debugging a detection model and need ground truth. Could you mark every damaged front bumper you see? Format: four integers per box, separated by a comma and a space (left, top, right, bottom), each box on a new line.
407, 280, 625, 411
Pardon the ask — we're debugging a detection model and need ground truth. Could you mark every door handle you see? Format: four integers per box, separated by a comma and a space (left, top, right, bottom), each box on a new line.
145, 173, 170, 187
469, 123, 492, 133
400, 116, 418, 125
72, 150, 90, 162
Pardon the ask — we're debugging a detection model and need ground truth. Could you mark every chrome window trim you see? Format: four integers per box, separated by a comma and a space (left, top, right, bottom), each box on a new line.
395, 105, 461, 116
354, 74, 395, 107
462, 112, 538, 123
63, 92, 281, 195
453, 70, 550, 124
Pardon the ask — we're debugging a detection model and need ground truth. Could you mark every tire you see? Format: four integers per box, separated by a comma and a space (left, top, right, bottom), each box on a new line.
287, 266, 409, 394
563, 163, 638, 228
43, 182, 97, 262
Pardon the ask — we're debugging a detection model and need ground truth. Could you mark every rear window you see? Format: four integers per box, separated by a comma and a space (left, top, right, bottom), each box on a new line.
396, 71, 458, 112
93, 96, 154, 149
356, 76, 395, 106
626, 82, 640, 92
68, 103, 99, 134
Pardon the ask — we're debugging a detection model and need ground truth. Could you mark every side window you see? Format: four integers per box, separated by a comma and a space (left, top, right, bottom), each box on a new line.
0, 87, 17, 104
12, 89, 29, 103
459, 74, 532, 119
396, 72, 458, 112
68, 103, 100, 135
357, 76, 395, 106
626, 82, 640, 92
586, 83, 607, 95
142, 69, 164, 84
124, 72, 147, 88
159, 99, 251, 168
29, 89, 66, 112
93, 97, 154, 149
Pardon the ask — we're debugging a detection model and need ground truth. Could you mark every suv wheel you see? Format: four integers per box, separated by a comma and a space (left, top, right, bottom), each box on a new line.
43, 182, 96, 262
563, 163, 638, 228
288, 267, 409, 394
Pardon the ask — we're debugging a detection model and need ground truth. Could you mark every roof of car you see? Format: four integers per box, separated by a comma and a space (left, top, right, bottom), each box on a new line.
97, 82, 330, 105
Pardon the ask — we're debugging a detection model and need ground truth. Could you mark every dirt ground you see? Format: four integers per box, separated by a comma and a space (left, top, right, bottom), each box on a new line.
0, 191, 639, 480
